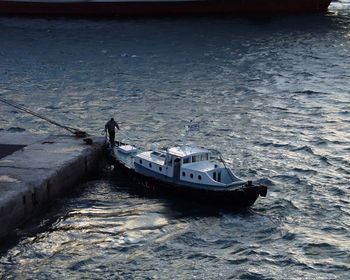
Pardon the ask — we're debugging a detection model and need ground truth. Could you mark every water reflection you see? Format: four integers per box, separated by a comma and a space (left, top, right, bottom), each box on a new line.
0, 3, 350, 279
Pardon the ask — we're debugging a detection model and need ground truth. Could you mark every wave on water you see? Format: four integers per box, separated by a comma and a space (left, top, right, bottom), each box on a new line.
4, 127, 26, 132
294, 90, 329, 95
1, 5, 350, 279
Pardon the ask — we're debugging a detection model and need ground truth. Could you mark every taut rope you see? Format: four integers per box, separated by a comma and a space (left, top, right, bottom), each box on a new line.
0, 96, 87, 137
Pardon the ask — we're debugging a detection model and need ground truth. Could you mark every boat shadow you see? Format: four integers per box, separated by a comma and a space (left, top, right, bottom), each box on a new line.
107, 168, 255, 218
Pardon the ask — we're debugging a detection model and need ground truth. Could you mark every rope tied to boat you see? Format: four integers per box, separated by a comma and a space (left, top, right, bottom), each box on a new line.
0, 96, 87, 137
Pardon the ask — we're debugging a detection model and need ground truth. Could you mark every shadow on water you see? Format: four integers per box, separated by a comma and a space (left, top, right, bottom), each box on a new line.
0, 167, 255, 257
0, 186, 84, 257
0, 173, 103, 257
108, 167, 255, 216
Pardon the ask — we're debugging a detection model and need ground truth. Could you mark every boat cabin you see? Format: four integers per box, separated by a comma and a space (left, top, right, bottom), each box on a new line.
134, 145, 243, 187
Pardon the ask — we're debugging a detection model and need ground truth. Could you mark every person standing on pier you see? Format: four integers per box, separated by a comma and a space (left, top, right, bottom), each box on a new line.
105, 118, 120, 146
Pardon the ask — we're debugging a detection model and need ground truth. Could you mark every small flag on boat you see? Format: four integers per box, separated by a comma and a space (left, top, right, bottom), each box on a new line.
186, 121, 200, 132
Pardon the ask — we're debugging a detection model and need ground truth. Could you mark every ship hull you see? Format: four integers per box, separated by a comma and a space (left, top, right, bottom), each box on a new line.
0, 0, 332, 16
106, 146, 267, 210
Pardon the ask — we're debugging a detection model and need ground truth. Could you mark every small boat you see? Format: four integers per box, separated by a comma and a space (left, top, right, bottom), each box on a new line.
108, 141, 267, 209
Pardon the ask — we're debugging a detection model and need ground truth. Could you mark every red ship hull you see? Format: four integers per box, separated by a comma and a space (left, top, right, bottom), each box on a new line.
0, 0, 332, 16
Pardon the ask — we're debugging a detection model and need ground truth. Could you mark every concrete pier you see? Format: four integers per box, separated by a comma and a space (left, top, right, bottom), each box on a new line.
0, 132, 106, 239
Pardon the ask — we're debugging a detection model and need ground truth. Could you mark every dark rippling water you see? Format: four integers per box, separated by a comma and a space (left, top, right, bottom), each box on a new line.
1, 1, 350, 279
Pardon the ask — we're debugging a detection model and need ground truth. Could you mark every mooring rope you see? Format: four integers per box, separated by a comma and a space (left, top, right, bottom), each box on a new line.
0, 96, 87, 137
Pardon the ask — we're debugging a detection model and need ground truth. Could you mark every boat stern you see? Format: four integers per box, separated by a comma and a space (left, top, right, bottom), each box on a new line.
244, 181, 268, 197
255, 185, 268, 197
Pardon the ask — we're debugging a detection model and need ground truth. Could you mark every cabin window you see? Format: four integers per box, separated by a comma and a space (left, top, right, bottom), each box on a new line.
139, 159, 142, 164
218, 172, 221, 182
190, 173, 194, 179
192, 155, 201, 162
159, 167, 162, 172
213, 172, 217, 181
201, 153, 208, 161
182, 172, 186, 177
152, 151, 165, 157
183, 157, 190, 164
198, 175, 202, 180
149, 163, 152, 168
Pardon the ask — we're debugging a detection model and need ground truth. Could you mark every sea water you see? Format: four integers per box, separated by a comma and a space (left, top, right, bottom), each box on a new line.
0, 1, 349, 279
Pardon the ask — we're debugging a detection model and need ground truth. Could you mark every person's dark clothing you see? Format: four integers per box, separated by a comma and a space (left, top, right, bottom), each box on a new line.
105, 119, 119, 146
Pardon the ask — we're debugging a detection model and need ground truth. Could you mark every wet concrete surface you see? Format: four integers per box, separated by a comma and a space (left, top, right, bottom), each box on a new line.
0, 132, 105, 239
